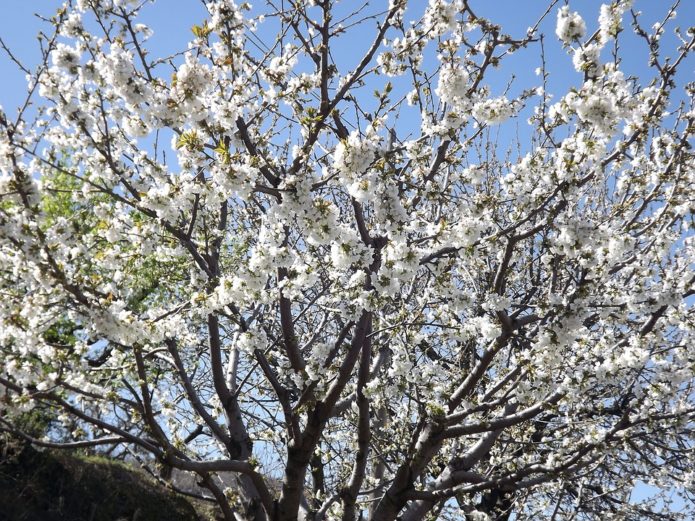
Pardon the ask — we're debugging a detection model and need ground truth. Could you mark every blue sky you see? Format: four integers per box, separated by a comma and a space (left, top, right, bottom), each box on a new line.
2, 0, 693, 121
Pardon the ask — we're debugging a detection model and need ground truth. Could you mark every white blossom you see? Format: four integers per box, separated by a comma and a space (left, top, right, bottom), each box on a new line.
556, 6, 586, 44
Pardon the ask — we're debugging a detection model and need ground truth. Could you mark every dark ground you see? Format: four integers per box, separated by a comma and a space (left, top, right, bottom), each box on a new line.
0, 439, 208, 521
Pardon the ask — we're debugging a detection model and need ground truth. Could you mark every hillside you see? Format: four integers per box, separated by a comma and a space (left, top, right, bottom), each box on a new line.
0, 440, 209, 521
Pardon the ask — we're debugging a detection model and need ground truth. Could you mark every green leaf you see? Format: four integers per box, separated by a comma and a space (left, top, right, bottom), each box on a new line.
191, 20, 212, 39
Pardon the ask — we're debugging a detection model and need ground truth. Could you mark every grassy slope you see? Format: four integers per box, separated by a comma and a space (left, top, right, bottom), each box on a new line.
0, 441, 210, 521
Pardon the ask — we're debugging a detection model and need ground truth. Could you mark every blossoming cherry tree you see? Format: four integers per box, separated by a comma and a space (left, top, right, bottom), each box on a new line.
0, 1, 693, 520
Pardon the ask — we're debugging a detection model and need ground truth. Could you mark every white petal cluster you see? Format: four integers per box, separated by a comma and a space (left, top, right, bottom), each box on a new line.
95, 42, 149, 105
209, 0, 245, 32
436, 64, 469, 105
422, 0, 461, 36
472, 96, 515, 125
572, 43, 602, 76
51, 43, 81, 70
599, 1, 632, 43
333, 130, 383, 202
556, 6, 586, 44
329, 227, 374, 271
333, 131, 378, 177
